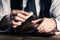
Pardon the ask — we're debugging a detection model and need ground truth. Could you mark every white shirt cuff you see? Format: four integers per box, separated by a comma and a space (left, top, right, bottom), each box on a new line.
54, 19, 60, 35
55, 19, 60, 31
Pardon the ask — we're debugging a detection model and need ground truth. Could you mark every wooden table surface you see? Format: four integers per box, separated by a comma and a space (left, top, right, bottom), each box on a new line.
0, 34, 60, 40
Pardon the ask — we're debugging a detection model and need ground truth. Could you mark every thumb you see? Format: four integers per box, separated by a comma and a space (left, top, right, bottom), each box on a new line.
31, 19, 43, 24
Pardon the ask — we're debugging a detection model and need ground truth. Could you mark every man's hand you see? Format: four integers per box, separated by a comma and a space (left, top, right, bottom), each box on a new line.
32, 18, 56, 33
10, 10, 33, 28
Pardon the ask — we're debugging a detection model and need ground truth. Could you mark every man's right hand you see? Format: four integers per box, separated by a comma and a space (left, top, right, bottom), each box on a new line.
10, 10, 33, 28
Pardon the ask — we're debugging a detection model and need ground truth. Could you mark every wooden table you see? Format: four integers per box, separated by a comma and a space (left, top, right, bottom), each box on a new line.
0, 34, 60, 40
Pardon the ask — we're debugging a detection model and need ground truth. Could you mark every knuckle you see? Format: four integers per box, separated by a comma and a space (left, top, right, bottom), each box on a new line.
12, 10, 17, 13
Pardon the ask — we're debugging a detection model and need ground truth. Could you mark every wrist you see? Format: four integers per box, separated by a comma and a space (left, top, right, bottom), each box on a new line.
51, 18, 57, 30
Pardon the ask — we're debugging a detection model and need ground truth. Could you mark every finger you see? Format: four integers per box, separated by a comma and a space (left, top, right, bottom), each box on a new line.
17, 13, 26, 19
32, 19, 43, 24
13, 25, 18, 28
20, 10, 29, 16
18, 11, 33, 20
37, 24, 44, 32
13, 10, 29, 16
25, 12, 33, 20
15, 10, 33, 19
12, 10, 33, 20
11, 10, 17, 16
11, 20, 22, 26
12, 10, 17, 14
38, 29, 45, 33
15, 16, 25, 22
37, 20, 45, 31
38, 27, 44, 32
10, 13, 26, 20
10, 20, 22, 28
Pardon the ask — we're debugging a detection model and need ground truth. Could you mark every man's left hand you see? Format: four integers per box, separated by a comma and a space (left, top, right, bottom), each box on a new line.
32, 18, 56, 33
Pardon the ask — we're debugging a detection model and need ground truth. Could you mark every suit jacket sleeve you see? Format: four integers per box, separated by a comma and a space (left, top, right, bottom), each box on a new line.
0, 0, 11, 33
